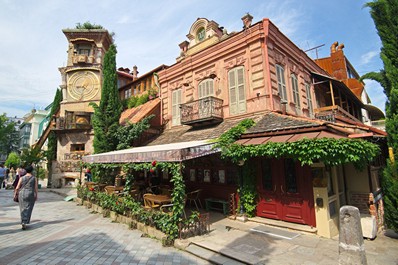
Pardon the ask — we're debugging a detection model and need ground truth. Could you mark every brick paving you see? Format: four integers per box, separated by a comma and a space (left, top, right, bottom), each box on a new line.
0, 189, 210, 265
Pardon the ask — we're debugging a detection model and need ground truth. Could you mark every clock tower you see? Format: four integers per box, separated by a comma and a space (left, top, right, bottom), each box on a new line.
52, 27, 113, 187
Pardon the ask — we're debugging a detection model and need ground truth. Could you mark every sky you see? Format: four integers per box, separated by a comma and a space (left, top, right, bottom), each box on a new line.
0, 0, 385, 118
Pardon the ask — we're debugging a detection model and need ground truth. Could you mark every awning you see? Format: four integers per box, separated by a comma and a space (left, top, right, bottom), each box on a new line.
82, 140, 219, 164
235, 131, 346, 145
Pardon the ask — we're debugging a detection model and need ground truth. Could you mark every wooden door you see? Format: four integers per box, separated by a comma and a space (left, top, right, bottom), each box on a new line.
256, 158, 315, 227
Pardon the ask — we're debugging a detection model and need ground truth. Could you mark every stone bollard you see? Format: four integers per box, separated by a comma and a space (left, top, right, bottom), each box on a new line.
339, 206, 367, 265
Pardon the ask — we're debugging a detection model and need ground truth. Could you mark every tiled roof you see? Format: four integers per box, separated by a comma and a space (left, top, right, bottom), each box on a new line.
244, 112, 323, 135
147, 115, 263, 146
119, 98, 160, 125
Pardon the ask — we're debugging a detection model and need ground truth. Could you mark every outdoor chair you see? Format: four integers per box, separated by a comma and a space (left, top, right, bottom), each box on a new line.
143, 193, 160, 210
186, 189, 203, 210
104, 186, 116, 195
160, 203, 186, 218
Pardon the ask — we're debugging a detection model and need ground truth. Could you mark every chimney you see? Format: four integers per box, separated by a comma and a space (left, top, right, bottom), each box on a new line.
132, 65, 138, 79
337, 43, 345, 51
330, 41, 339, 53
241, 13, 253, 29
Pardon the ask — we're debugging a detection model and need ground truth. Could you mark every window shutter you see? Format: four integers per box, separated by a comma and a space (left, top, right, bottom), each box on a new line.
237, 67, 246, 113
229, 70, 237, 114
172, 89, 182, 125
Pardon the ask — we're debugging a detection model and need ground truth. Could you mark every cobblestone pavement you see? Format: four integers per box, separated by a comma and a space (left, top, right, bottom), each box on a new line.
0, 189, 211, 265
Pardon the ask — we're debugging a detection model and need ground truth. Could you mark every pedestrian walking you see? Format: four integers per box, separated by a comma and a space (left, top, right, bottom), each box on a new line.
14, 165, 38, 230
84, 168, 92, 182
0, 164, 6, 190
13, 166, 26, 189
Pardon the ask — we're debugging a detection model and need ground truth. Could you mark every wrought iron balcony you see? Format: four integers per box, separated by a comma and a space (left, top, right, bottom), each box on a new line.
180, 96, 223, 126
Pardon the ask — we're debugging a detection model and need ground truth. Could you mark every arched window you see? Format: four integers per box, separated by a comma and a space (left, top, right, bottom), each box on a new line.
228, 66, 246, 115
197, 27, 206, 42
198, 79, 214, 99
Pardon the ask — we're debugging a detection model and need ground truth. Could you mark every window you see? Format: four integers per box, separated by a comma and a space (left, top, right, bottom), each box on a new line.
124, 88, 132, 99
284, 159, 297, 193
71, 144, 85, 152
291, 74, 300, 108
197, 27, 206, 42
276, 65, 287, 101
261, 159, 273, 191
76, 44, 91, 56
198, 79, 214, 99
305, 83, 313, 117
229, 66, 246, 115
172, 89, 182, 125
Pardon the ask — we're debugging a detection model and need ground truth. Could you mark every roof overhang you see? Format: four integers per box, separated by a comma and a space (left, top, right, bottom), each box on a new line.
363, 104, 385, 120
311, 72, 364, 107
236, 131, 346, 145
82, 140, 219, 164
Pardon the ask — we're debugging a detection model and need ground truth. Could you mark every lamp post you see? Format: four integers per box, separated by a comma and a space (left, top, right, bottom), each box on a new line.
237, 160, 245, 215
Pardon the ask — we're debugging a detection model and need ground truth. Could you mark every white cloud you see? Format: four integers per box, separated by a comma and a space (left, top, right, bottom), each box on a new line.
360, 50, 379, 65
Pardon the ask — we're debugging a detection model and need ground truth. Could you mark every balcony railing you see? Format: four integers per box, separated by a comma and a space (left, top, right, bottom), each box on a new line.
180, 96, 223, 126
315, 105, 361, 123
64, 151, 91, 161
55, 117, 92, 130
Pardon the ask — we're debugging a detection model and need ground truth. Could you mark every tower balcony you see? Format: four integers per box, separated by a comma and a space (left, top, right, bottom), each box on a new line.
180, 96, 223, 127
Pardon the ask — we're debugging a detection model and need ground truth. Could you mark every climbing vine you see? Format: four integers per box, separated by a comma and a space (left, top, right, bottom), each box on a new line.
82, 161, 185, 239
216, 119, 380, 170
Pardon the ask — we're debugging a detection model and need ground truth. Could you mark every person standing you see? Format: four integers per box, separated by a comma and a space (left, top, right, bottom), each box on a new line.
13, 166, 26, 189
14, 165, 38, 230
0, 164, 6, 190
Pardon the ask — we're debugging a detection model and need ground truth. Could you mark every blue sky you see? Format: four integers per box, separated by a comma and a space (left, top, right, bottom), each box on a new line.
0, 0, 385, 118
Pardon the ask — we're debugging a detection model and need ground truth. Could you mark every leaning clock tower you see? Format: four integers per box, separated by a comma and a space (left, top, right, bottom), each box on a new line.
52, 27, 113, 187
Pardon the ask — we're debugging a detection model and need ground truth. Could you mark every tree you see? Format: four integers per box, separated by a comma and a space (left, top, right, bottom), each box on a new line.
5, 152, 20, 169
362, 0, 398, 231
46, 88, 62, 187
90, 44, 122, 154
20, 147, 44, 167
0, 114, 19, 156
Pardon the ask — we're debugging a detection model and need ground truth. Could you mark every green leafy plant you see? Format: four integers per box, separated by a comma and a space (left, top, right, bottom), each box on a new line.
5, 152, 20, 169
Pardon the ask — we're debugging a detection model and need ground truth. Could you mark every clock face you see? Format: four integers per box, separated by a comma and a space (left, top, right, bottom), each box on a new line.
68, 71, 100, 101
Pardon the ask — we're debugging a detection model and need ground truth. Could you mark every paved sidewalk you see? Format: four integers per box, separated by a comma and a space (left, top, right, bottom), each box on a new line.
0, 189, 210, 265
6, 187, 398, 265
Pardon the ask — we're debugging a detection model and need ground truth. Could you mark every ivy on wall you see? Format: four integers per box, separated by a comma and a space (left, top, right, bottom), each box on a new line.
216, 119, 380, 170
83, 161, 185, 239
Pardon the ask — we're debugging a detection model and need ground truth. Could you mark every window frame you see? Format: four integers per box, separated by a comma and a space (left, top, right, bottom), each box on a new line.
291, 74, 300, 109
171, 89, 182, 126
276, 64, 287, 101
305, 83, 314, 117
228, 66, 246, 115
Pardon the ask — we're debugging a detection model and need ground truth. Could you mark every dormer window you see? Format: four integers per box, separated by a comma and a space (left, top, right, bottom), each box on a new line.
197, 27, 206, 42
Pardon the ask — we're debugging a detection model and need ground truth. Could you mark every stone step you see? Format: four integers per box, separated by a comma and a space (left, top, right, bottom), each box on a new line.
185, 244, 247, 265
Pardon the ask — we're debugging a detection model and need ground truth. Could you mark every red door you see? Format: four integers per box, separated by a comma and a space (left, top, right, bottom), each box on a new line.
256, 158, 315, 227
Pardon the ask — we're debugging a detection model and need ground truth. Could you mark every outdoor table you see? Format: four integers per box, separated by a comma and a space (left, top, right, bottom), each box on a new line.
144, 194, 172, 205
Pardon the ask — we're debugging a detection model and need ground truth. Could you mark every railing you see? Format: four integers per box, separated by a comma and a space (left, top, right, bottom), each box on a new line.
55, 117, 92, 130
64, 152, 91, 161
180, 96, 223, 125
315, 105, 361, 123
178, 212, 210, 239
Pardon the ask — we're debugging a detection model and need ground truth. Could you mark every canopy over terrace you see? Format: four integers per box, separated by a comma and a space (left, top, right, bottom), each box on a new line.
82, 140, 219, 164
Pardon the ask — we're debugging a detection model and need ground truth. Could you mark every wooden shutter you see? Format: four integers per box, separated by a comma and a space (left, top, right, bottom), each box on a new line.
172, 89, 181, 125
229, 70, 237, 114
237, 67, 246, 113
